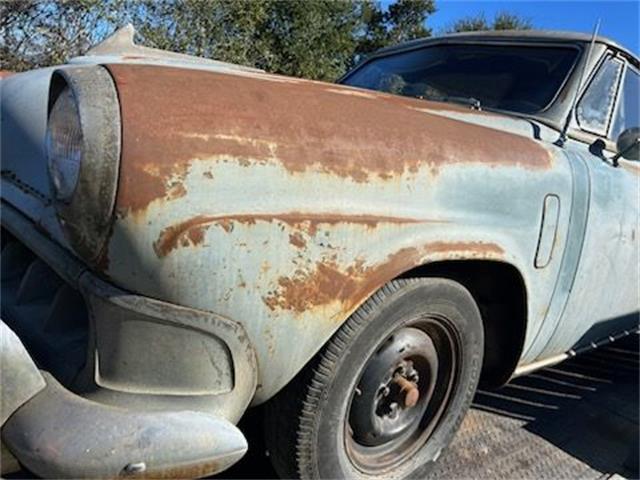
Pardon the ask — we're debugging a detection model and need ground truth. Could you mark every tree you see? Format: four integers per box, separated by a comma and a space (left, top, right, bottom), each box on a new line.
492, 11, 534, 31
445, 10, 533, 33
128, 0, 436, 79
356, 0, 435, 58
445, 13, 490, 33
0, 0, 122, 70
0, 0, 437, 80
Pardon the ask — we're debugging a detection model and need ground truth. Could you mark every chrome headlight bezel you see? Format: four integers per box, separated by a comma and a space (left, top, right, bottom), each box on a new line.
46, 66, 121, 265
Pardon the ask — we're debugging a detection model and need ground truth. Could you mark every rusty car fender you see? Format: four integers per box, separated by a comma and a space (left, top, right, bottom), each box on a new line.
97, 64, 575, 402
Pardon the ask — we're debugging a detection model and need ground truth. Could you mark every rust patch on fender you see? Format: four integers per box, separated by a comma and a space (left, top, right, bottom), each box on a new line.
262, 248, 419, 315
106, 64, 554, 215
166, 181, 187, 200
153, 215, 209, 257
154, 213, 430, 257
289, 232, 307, 249
186, 224, 206, 246
263, 261, 360, 313
426, 241, 504, 256
263, 241, 504, 315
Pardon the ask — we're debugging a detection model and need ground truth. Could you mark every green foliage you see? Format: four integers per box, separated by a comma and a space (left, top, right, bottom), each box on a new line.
356, 0, 435, 58
492, 11, 534, 31
127, 0, 376, 80
0, 0, 123, 70
0, 0, 438, 80
0, 2, 535, 79
445, 10, 533, 33
446, 13, 490, 33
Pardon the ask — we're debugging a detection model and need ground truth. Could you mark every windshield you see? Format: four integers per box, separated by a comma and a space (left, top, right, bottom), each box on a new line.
342, 44, 579, 114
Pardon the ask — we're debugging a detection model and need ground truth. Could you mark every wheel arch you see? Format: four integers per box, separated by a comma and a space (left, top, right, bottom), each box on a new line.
396, 260, 528, 386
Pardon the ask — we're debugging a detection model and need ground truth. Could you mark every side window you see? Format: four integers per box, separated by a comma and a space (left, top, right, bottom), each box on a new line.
576, 56, 623, 136
611, 65, 640, 140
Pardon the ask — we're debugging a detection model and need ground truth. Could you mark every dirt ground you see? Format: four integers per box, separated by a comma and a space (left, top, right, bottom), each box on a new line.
221, 334, 639, 479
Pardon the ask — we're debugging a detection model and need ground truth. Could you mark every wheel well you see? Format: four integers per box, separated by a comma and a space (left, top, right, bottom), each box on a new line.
399, 260, 527, 386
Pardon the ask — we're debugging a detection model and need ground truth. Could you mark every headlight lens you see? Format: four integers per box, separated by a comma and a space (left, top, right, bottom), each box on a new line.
45, 86, 82, 202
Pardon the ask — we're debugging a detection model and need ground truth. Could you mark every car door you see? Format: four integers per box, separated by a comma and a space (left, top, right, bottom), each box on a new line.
539, 52, 640, 357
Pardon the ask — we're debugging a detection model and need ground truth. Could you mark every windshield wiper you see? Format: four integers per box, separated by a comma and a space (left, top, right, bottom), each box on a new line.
417, 94, 482, 111
444, 96, 482, 111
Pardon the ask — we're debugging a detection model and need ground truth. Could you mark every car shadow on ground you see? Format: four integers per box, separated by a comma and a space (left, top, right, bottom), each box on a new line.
223, 334, 639, 479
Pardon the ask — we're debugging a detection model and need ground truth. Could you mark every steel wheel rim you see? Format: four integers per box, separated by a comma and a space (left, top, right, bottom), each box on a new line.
344, 315, 461, 474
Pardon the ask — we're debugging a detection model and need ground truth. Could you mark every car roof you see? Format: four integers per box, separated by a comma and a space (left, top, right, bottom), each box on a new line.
374, 30, 639, 66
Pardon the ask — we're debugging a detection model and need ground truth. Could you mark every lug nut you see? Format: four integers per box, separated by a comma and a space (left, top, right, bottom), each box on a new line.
378, 385, 390, 398
393, 374, 420, 408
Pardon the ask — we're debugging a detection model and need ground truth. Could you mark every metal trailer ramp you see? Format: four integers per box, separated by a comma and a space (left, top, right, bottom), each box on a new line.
223, 334, 639, 479
429, 333, 639, 479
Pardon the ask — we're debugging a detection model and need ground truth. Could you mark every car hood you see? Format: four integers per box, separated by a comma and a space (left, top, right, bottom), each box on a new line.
1, 54, 554, 248
105, 62, 554, 218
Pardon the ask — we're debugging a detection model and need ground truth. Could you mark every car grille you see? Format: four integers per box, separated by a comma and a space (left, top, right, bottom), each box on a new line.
1, 227, 88, 385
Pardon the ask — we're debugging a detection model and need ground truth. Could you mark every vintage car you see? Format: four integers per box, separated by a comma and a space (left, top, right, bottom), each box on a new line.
1, 25, 638, 479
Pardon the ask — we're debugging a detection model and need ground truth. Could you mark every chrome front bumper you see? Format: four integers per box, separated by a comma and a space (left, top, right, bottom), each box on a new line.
1, 202, 257, 477
1, 325, 247, 478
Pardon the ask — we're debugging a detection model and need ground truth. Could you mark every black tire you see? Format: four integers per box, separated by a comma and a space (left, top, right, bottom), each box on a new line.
264, 278, 484, 479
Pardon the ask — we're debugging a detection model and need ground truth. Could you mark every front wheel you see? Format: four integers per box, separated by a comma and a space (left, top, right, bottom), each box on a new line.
265, 278, 484, 479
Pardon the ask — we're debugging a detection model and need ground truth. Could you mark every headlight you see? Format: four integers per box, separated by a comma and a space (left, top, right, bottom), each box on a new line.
47, 67, 121, 265
45, 86, 82, 202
